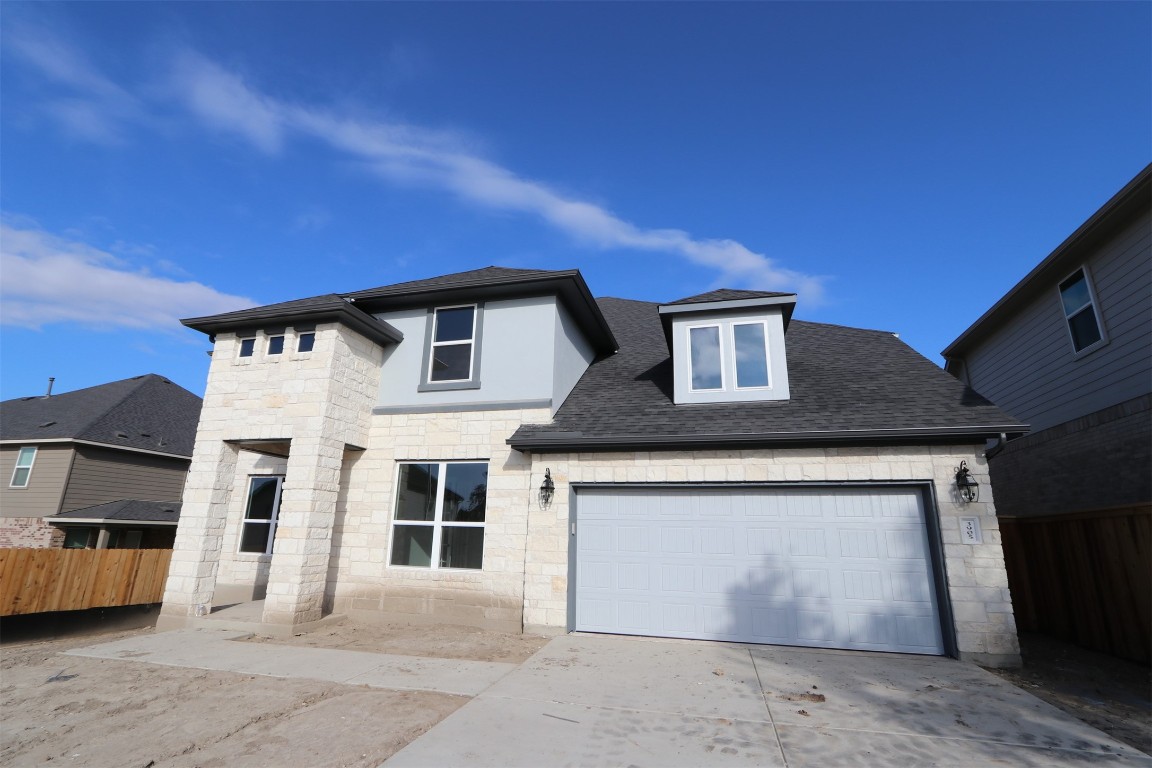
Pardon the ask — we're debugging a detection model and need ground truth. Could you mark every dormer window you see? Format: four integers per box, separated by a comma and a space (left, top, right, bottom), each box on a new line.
419, 305, 484, 392
660, 290, 795, 405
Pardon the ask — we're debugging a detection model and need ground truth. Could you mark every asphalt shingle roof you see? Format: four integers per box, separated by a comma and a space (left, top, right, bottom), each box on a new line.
345, 266, 573, 298
666, 289, 795, 305
50, 499, 182, 524
510, 297, 1027, 449
0, 374, 201, 457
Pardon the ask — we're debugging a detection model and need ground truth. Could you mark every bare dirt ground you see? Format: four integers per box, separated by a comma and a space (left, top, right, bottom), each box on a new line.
983, 632, 1152, 756
0, 621, 548, 768
245, 620, 550, 663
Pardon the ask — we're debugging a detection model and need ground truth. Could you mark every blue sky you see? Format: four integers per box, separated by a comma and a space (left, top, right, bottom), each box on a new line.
2, 2, 1148, 400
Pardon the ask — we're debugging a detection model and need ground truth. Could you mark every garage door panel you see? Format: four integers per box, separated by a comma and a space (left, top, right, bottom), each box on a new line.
575, 486, 945, 655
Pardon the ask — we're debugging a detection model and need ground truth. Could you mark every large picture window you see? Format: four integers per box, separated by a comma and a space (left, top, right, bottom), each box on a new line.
239, 476, 283, 554
10, 446, 37, 488
1059, 268, 1105, 353
390, 462, 487, 570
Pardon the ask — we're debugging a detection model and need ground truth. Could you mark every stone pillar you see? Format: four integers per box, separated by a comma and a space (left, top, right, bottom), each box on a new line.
160, 441, 238, 618
261, 436, 344, 626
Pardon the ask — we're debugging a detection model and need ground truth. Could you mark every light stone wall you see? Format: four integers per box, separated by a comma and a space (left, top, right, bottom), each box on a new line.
519, 445, 1020, 667
161, 323, 383, 625
325, 407, 552, 631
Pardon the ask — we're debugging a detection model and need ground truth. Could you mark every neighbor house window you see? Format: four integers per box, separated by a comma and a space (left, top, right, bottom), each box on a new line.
267, 335, 285, 355
732, 322, 771, 389
390, 461, 487, 570
239, 476, 284, 554
1059, 268, 1105, 353
238, 338, 256, 358
297, 332, 315, 353
62, 527, 97, 549
689, 325, 724, 391
10, 447, 36, 488
428, 306, 476, 383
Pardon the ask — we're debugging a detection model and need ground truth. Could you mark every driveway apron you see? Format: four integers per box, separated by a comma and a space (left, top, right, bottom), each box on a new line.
383, 634, 1151, 768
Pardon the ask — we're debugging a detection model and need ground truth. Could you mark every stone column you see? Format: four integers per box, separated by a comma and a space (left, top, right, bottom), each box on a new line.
160, 441, 238, 618
260, 436, 344, 626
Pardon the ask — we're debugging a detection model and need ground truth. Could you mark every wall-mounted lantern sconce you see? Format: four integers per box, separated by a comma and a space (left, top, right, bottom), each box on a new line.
539, 468, 555, 509
954, 461, 979, 503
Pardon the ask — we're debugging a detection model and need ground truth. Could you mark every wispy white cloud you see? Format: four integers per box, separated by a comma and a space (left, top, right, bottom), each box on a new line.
0, 220, 255, 331
5, 26, 827, 300
4, 25, 145, 144
170, 53, 826, 299
291, 208, 332, 233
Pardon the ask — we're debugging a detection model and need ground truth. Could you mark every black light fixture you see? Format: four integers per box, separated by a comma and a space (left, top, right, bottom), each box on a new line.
954, 461, 979, 503
539, 468, 555, 509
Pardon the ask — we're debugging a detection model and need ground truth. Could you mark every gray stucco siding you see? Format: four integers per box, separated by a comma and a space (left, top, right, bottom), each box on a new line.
552, 301, 597, 414
375, 296, 592, 411
961, 211, 1150, 432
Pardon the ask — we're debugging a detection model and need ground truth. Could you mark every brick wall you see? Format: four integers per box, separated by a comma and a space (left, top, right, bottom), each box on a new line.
990, 394, 1151, 518
0, 517, 64, 548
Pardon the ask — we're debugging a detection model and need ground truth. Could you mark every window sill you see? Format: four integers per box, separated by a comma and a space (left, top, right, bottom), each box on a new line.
417, 379, 482, 393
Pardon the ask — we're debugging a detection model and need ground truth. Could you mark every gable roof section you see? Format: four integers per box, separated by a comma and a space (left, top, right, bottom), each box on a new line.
181, 266, 617, 355
182, 293, 404, 346
0, 375, 202, 457
48, 499, 182, 524
346, 266, 617, 354
665, 289, 796, 305
944, 163, 1151, 361
509, 297, 1027, 451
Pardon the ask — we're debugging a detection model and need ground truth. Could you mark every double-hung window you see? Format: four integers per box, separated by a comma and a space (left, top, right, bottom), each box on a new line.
427, 306, 477, 383
239, 476, 283, 554
10, 447, 36, 488
390, 461, 487, 570
1059, 268, 1106, 353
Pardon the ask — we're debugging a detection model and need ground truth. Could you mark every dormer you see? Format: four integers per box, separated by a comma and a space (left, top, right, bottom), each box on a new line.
658, 290, 796, 405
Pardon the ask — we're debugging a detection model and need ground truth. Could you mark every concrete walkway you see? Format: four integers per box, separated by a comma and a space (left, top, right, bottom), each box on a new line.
66, 630, 1149, 767
65, 628, 516, 697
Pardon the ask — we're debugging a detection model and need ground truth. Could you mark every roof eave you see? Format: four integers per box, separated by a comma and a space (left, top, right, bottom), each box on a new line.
509, 424, 1030, 452
349, 270, 619, 354
183, 303, 404, 346
943, 164, 1151, 360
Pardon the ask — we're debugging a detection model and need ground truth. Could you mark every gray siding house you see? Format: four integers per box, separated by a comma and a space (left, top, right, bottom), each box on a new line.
162, 266, 1027, 667
0, 375, 202, 549
943, 164, 1151, 662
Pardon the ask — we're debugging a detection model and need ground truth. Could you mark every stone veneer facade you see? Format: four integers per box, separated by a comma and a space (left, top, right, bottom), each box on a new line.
163, 323, 1020, 666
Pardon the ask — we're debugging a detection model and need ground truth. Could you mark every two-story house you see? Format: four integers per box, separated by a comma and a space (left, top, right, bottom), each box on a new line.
0, 375, 202, 549
160, 267, 1027, 666
943, 164, 1151, 662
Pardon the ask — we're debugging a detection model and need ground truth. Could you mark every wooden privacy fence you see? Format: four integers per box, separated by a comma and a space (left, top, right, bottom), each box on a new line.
0, 548, 173, 616
1000, 506, 1150, 664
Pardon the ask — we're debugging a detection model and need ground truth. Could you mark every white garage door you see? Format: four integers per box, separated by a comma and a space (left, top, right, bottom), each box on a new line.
574, 486, 946, 655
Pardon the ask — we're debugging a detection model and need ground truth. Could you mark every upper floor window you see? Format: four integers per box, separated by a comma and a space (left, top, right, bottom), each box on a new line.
689, 325, 724, 391
1059, 268, 1106, 353
238, 337, 256, 357
688, 321, 772, 393
390, 461, 487, 570
10, 446, 37, 488
428, 306, 476, 382
267, 335, 285, 355
297, 332, 315, 353
733, 322, 771, 388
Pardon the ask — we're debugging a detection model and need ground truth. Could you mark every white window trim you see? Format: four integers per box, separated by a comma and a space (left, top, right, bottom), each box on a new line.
426, 305, 478, 384
1058, 266, 1108, 356
731, 320, 773, 390
238, 475, 284, 555
687, 323, 726, 392
9, 446, 37, 488
389, 460, 487, 571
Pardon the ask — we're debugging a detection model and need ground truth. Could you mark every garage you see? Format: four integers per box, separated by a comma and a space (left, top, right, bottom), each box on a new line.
574, 485, 948, 655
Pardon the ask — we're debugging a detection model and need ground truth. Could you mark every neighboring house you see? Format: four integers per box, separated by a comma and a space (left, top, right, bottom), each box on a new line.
943, 165, 1151, 663
160, 266, 1027, 666
0, 375, 202, 549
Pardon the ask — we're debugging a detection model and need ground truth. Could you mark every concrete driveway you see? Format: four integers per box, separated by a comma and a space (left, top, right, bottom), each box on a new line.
384, 634, 1150, 768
